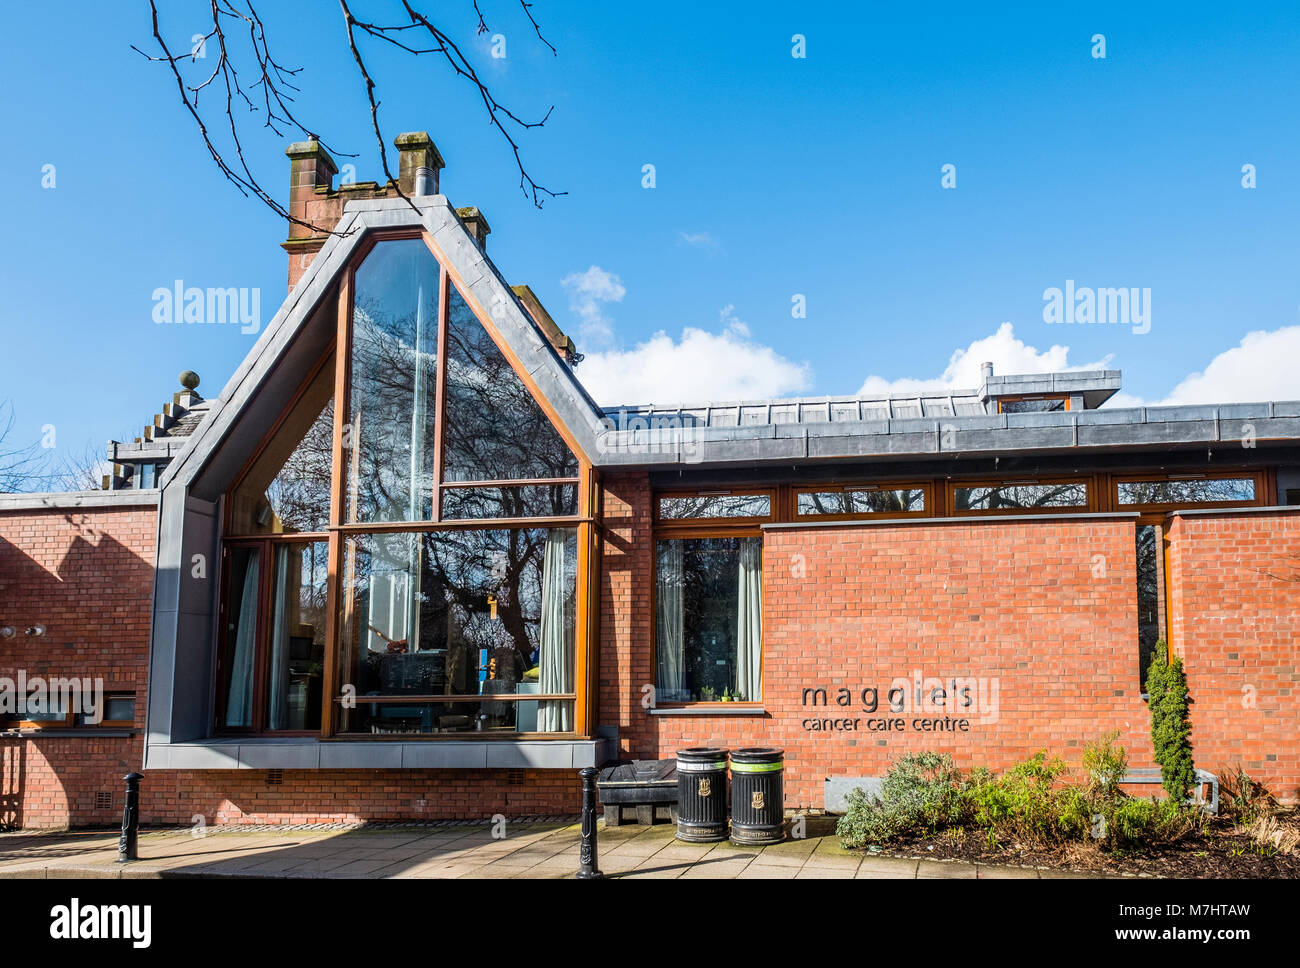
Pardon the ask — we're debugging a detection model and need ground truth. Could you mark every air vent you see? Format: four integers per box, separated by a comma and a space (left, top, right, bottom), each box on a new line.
505, 769, 526, 785
94, 791, 113, 811
266, 769, 284, 786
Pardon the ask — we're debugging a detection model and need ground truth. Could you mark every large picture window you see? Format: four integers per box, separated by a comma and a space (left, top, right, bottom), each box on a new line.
218, 234, 592, 739
336, 527, 577, 734
655, 536, 763, 704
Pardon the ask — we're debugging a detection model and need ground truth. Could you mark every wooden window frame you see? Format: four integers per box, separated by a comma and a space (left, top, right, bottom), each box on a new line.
790, 481, 931, 522
650, 525, 765, 709
948, 476, 1092, 516
1111, 470, 1267, 512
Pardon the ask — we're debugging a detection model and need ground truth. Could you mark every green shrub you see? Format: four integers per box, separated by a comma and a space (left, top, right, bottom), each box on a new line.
1145, 642, 1196, 801
836, 752, 968, 848
1081, 730, 1128, 799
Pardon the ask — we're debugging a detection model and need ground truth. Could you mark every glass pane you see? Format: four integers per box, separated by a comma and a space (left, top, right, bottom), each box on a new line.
954, 482, 1088, 511
655, 537, 762, 703
104, 695, 135, 722
347, 239, 441, 523
1001, 397, 1067, 413
797, 488, 925, 515
229, 356, 334, 534
441, 484, 578, 520
1135, 524, 1162, 686
218, 546, 261, 728
267, 542, 328, 731
337, 527, 578, 733
658, 494, 771, 519
1117, 478, 1255, 506
442, 282, 579, 483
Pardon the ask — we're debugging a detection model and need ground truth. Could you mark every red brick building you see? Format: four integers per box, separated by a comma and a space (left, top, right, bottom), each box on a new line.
2, 133, 1298, 828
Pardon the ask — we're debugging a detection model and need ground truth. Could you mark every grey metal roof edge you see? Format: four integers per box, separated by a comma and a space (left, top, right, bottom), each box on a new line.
1167, 504, 1300, 518
0, 490, 160, 511
588, 406, 1300, 468
762, 511, 1142, 531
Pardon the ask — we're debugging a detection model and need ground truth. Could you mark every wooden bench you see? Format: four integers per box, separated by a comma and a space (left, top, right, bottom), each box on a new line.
596, 759, 678, 826
1121, 768, 1219, 814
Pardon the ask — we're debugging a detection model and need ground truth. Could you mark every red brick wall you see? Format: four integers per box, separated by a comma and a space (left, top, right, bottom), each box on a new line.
0, 505, 156, 828
1166, 510, 1300, 801
138, 769, 577, 826
599, 475, 1156, 808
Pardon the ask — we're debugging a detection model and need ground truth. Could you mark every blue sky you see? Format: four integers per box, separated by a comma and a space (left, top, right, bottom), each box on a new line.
3, 1, 1299, 482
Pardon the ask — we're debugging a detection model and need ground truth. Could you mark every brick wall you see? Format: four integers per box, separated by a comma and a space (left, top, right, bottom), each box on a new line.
599, 474, 1156, 808
0, 505, 156, 828
1166, 510, 1300, 800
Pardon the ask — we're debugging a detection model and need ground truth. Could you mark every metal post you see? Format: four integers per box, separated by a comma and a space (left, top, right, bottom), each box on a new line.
117, 772, 144, 863
577, 766, 603, 879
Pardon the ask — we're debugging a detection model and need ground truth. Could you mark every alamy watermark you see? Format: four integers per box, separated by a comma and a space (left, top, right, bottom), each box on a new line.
1043, 280, 1150, 334
152, 280, 260, 334
0, 673, 103, 722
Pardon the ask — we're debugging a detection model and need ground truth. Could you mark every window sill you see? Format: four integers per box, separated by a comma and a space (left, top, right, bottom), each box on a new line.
649, 705, 767, 717
0, 729, 136, 738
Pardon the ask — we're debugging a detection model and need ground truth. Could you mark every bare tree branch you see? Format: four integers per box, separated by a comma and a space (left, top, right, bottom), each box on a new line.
135, 0, 564, 229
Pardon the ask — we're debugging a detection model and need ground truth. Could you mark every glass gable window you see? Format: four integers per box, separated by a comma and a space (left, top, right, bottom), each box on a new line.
655, 537, 762, 703
954, 481, 1088, 511
1117, 477, 1256, 507
217, 235, 592, 739
347, 239, 441, 524
229, 356, 334, 535
337, 527, 577, 734
796, 487, 925, 516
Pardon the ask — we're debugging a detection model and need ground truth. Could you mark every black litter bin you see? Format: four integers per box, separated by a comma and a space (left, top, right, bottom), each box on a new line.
729, 747, 785, 845
675, 747, 729, 842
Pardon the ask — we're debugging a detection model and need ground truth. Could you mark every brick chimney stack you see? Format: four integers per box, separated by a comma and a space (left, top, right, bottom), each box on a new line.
282, 131, 446, 290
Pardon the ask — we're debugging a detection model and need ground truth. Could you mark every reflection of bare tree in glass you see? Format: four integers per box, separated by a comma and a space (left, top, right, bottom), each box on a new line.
442, 288, 578, 487
1119, 479, 1255, 505
263, 401, 334, 532
1135, 524, 1161, 683
350, 291, 438, 522
956, 483, 1086, 510
798, 489, 923, 515
659, 494, 770, 519
669, 538, 746, 699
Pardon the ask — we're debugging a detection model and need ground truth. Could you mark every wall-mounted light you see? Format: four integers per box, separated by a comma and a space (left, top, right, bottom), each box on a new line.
0, 627, 14, 638
24, 625, 46, 637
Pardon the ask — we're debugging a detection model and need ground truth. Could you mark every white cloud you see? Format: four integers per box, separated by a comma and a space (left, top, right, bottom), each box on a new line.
560, 265, 625, 350
577, 304, 812, 406
856, 322, 1113, 395
678, 231, 721, 255
1143, 325, 1300, 406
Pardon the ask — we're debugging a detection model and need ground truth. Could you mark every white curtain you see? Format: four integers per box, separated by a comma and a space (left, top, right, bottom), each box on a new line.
655, 541, 685, 701
735, 537, 762, 701
538, 530, 573, 731
225, 553, 260, 726
367, 534, 421, 652
268, 546, 292, 730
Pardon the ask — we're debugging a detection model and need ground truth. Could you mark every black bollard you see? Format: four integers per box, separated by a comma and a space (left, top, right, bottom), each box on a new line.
117, 772, 144, 863
577, 766, 604, 879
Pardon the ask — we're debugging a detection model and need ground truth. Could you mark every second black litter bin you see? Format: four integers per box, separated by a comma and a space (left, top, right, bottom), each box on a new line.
728, 747, 785, 845
675, 747, 729, 842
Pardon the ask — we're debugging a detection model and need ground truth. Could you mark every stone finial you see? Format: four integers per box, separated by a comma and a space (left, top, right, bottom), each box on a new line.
179, 370, 200, 391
